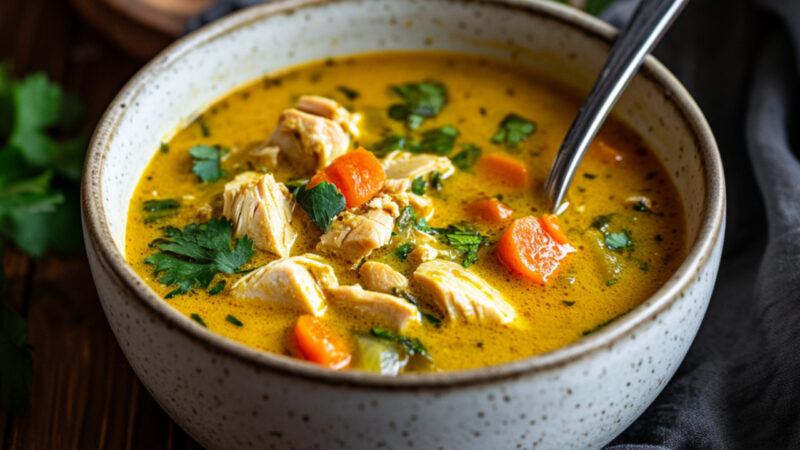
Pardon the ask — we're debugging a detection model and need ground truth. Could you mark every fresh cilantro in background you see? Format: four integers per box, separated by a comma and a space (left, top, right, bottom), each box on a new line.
145, 218, 256, 298
451, 144, 482, 171
142, 198, 180, 223
387, 81, 447, 129
410, 176, 427, 195
0, 63, 87, 417
411, 125, 459, 155
337, 86, 360, 100
491, 113, 537, 149
371, 327, 429, 357
294, 181, 346, 231
189, 144, 227, 182
431, 223, 489, 267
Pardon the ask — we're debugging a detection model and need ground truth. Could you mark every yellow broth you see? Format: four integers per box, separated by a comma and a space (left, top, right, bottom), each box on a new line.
125, 52, 685, 372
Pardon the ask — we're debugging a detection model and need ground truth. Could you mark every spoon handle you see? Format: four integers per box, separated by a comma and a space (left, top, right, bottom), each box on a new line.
544, 0, 688, 213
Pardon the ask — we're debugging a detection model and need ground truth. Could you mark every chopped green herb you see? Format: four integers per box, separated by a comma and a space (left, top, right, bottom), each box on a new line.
225, 314, 243, 327
591, 214, 613, 231
143, 198, 180, 223
429, 171, 443, 191
395, 242, 415, 260
411, 125, 459, 155
393, 287, 444, 329
583, 173, 596, 180
368, 133, 409, 157
562, 300, 575, 307
144, 218, 256, 298
582, 312, 625, 336
415, 217, 432, 232
606, 278, 619, 287
284, 178, 309, 196
209, 280, 225, 295
605, 231, 633, 250
371, 328, 429, 356
411, 176, 427, 195
491, 113, 536, 149
294, 181, 346, 232
189, 144, 226, 182
190, 313, 207, 327
337, 86, 360, 100
199, 121, 211, 137
396, 205, 418, 237
450, 144, 482, 170
433, 223, 489, 267
160, 142, 169, 153
388, 81, 447, 129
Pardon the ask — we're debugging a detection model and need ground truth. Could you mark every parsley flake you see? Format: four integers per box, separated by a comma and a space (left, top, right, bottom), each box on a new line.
143, 198, 180, 223
225, 314, 243, 327
190, 313, 207, 327
371, 328, 429, 356
411, 176, 427, 195
605, 231, 633, 250
411, 125, 459, 155
395, 242, 415, 260
432, 223, 489, 267
450, 144, 482, 170
337, 86, 360, 100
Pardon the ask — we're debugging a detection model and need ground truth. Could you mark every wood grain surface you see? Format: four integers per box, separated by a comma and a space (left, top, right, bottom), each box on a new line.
0, 0, 202, 447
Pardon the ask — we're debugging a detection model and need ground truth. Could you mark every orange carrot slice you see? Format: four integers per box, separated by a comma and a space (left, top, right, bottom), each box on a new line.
477, 154, 529, 190
466, 198, 514, 224
539, 214, 569, 245
307, 148, 386, 208
497, 216, 575, 285
293, 315, 352, 370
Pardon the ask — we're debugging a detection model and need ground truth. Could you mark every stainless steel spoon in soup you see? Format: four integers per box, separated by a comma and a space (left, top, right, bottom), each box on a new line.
545, 0, 689, 214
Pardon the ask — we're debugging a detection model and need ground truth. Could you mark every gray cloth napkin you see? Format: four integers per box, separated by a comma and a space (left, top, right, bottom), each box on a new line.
189, 1, 800, 447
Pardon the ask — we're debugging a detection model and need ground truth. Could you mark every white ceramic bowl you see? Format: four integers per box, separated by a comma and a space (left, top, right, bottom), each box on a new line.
81, 1, 725, 448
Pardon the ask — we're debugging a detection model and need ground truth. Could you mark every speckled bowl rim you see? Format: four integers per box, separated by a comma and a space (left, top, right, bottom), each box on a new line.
81, 0, 725, 390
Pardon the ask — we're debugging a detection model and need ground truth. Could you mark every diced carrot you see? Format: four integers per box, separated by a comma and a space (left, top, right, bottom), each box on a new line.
497, 216, 575, 285
539, 214, 569, 245
292, 315, 352, 370
591, 139, 624, 164
306, 148, 386, 208
466, 198, 514, 224
477, 154, 529, 190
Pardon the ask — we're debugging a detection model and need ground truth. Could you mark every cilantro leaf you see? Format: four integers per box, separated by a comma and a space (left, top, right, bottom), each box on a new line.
395, 242, 415, 260
0, 301, 33, 416
411, 125, 459, 155
337, 86, 360, 100
371, 328, 429, 356
225, 314, 243, 327
368, 133, 410, 157
410, 176, 427, 195
451, 144, 482, 170
145, 218, 256, 298
491, 114, 536, 149
605, 231, 633, 250
143, 198, 180, 223
190, 144, 226, 182
432, 223, 489, 267
190, 313, 207, 327
388, 81, 447, 129
294, 181, 346, 232
395, 205, 419, 238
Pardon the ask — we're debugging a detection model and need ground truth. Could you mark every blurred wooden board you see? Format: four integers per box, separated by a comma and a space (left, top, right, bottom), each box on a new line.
68, 0, 214, 61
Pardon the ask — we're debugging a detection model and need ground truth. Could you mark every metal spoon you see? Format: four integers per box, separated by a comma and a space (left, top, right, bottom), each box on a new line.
544, 0, 688, 214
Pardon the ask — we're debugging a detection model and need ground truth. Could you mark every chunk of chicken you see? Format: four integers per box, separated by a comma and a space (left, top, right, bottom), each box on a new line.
359, 261, 408, 293
223, 172, 297, 257
233, 254, 338, 316
327, 285, 420, 331
246, 144, 280, 169
413, 260, 516, 324
297, 95, 361, 137
390, 191, 434, 219
381, 151, 455, 181
317, 195, 399, 263
267, 109, 350, 173
382, 178, 411, 194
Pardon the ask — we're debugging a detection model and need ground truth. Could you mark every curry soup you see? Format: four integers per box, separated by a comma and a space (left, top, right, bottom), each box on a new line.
125, 52, 685, 373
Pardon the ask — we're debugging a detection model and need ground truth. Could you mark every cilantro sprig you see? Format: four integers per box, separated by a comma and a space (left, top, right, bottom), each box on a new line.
145, 218, 256, 298
430, 223, 489, 267
190, 144, 227, 182
294, 181, 346, 232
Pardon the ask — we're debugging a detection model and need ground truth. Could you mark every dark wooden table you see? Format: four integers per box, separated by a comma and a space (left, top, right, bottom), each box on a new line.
0, 0, 202, 447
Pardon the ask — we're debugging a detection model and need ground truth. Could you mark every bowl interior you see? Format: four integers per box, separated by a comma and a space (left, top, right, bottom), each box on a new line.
89, 0, 716, 369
